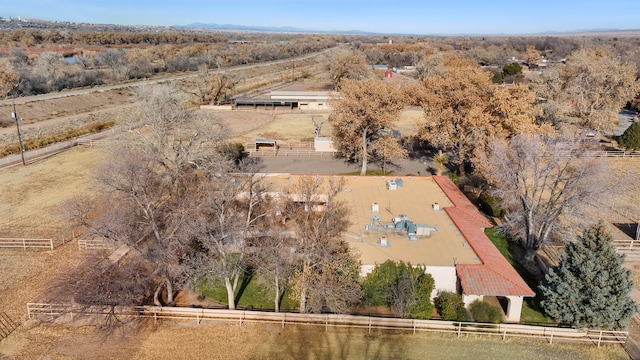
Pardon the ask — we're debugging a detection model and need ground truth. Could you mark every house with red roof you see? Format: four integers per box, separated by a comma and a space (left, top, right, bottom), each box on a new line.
263, 174, 535, 322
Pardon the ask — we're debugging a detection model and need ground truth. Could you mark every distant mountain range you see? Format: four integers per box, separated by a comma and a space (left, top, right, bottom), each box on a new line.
179, 22, 373, 35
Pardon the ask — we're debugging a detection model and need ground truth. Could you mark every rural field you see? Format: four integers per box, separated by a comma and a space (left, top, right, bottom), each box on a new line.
0, 121, 636, 358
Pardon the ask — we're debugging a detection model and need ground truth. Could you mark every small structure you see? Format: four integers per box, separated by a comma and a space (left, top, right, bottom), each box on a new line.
385, 70, 393, 78
255, 138, 277, 153
314, 137, 336, 152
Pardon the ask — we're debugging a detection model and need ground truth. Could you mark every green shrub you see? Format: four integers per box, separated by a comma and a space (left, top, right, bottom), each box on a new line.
478, 193, 504, 217
447, 171, 459, 186
362, 260, 399, 306
469, 300, 503, 323
502, 62, 523, 76
434, 291, 470, 321
362, 260, 435, 319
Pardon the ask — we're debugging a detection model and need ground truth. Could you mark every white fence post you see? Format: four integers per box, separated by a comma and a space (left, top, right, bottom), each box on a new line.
597, 330, 603, 347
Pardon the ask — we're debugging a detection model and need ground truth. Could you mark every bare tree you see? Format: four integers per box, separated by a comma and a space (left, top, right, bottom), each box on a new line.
476, 132, 623, 262
531, 48, 640, 132
286, 176, 362, 314
328, 49, 370, 90
329, 78, 405, 175
0, 67, 18, 98
99, 48, 129, 81
188, 173, 270, 310
417, 54, 539, 174
91, 85, 228, 305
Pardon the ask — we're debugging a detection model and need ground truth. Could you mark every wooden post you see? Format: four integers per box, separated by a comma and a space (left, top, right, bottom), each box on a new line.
598, 330, 603, 347
550, 328, 554, 344
502, 325, 507, 340
457, 322, 461, 338
27, 304, 31, 319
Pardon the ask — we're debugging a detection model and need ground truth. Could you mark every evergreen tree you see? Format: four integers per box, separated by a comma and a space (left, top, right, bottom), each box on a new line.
539, 223, 638, 329
619, 121, 640, 150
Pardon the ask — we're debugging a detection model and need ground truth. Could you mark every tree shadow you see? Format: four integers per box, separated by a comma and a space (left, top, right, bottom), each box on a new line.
277, 324, 409, 360
234, 269, 254, 306
614, 223, 638, 239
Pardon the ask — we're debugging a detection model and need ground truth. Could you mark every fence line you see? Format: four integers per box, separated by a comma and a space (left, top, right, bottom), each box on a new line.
557, 150, 640, 159
77, 239, 114, 251
0, 238, 57, 250
26, 303, 627, 347
248, 149, 336, 157
613, 240, 640, 260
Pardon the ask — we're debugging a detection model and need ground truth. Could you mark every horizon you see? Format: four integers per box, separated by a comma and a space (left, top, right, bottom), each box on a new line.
4, 0, 640, 36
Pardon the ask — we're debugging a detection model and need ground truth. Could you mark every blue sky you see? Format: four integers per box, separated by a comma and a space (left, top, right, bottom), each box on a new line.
4, 0, 639, 35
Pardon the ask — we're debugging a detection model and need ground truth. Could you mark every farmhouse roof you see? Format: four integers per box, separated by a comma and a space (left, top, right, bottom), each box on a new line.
433, 176, 535, 297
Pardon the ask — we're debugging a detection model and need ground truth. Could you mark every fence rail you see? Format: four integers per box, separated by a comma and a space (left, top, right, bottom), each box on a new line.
0, 238, 57, 250
0, 312, 19, 342
613, 240, 640, 260
77, 239, 114, 250
26, 303, 627, 347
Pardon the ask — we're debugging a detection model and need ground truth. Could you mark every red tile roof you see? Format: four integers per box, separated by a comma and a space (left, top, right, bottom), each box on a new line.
433, 176, 535, 297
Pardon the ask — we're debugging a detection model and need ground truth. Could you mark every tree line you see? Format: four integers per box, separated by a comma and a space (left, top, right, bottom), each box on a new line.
0, 35, 337, 97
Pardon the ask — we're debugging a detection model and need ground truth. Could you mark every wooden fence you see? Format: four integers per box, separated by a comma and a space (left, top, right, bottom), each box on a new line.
0, 237, 58, 250
0, 312, 19, 342
25, 303, 627, 347
77, 239, 114, 251
613, 240, 640, 260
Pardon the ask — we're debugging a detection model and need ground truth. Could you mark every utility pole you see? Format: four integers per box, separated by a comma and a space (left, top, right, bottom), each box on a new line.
291, 60, 295, 82
11, 101, 26, 165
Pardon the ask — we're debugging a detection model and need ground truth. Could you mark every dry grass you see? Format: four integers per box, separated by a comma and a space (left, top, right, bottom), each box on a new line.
1, 321, 629, 359
234, 113, 327, 144
232, 108, 423, 146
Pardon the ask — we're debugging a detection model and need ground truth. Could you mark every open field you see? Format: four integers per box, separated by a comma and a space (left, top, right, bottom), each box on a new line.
0, 321, 629, 359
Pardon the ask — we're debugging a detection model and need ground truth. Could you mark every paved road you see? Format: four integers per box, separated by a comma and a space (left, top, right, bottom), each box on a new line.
616, 108, 638, 136
0, 49, 333, 106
